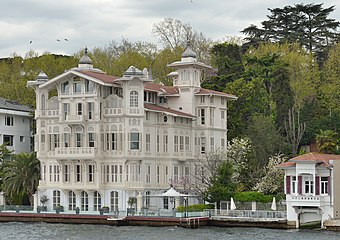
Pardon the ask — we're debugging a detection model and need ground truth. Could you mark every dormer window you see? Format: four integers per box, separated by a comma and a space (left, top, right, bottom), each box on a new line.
85, 80, 94, 93
74, 81, 82, 94
61, 82, 69, 94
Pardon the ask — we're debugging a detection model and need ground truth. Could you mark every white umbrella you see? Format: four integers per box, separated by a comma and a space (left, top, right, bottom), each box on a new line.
271, 197, 277, 211
230, 197, 236, 210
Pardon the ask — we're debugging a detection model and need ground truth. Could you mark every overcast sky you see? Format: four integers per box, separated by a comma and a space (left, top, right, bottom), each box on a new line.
0, 0, 339, 58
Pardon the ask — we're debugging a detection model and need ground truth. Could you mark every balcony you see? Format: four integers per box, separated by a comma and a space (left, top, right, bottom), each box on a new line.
289, 195, 330, 207
65, 114, 85, 123
36, 110, 59, 118
55, 147, 96, 159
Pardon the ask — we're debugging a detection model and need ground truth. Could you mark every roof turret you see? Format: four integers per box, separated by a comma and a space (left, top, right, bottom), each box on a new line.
79, 47, 93, 65
181, 41, 197, 59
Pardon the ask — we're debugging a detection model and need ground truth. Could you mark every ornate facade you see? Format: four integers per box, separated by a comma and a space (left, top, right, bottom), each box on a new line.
28, 45, 236, 213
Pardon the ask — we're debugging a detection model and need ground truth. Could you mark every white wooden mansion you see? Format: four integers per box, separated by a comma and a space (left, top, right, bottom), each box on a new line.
278, 152, 340, 228
0, 97, 33, 154
27, 44, 237, 213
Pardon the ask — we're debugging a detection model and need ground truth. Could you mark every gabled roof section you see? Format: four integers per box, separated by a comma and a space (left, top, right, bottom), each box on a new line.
144, 103, 195, 118
39, 69, 119, 89
195, 88, 237, 100
0, 97, 32, 113
77, 70, 119, 84
144, 82, 179, 96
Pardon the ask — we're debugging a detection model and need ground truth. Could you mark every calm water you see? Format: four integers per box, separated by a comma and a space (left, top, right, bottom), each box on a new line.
0, 222, 340, 240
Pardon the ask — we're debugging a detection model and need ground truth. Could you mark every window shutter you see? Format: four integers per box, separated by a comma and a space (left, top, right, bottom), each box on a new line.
328, 176, 331, 195
286, 176, 291, 194
315, 176, 320, 195
298, 176, 303, 194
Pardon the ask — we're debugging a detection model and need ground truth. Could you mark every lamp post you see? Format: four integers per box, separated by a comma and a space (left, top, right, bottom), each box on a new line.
184, 196, 188, 218
170, 197, 175, 215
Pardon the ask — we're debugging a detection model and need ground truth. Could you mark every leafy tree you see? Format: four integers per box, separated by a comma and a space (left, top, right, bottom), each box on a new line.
225, 77, 270, 139
245, 115, 288, 168
320, 42, 340, 117
205, 161, 236, 203
256, 154, 287, 195
316, 129, 338, 154
227, 138, 258, 191
190, 150, 235, 202
2, 152, 40, 206
204, 42, 244, 91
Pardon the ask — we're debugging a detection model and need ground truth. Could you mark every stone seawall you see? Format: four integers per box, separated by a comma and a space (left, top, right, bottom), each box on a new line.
0, 212, 293, 229
209, 218, 293, 229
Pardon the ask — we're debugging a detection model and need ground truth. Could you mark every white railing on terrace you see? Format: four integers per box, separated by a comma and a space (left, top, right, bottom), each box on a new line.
104, 108, 123, 115
55, 147, 96, 158
217, 210, 287, 219
36, 110, 59, 117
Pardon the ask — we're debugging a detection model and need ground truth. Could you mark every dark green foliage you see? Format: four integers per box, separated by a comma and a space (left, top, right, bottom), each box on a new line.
204, 43, 244, 91
2, 152, 40, 206
205, 161, 236, 203
241, 3, 340, 65
245, 115, 289, 168
225, 77, 270, 139
234, 191, 283, 203
271, 63, 294, 130
176, 204, 214, 212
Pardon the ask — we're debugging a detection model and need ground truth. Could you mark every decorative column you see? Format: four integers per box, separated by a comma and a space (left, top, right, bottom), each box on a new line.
137, 192, 143, 214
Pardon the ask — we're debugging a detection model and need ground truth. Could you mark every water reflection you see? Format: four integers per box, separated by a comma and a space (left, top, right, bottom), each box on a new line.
0, 222, 340, 240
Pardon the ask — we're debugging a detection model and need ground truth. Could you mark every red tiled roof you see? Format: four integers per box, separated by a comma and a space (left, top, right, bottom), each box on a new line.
144, 83, 179, 95
195, 88, 237, 99
277, 162, 296, 168
144, 103, 195, 118
291, 152, 340, 162
277, 152, 340, 168
77, 70, 119, 83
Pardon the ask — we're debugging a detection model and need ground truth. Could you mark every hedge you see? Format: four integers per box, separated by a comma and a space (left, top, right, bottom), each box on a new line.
176, 203, 214, 212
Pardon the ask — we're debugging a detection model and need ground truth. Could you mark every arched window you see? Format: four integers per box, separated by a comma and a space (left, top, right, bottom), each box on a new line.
130, 91, 138, 107
53, 190, 61, 209
81, 191, 89, 211
41, 94, 46, 110
110, 191, 119, 211
68, 191, 76, 211
94, 191, 102, 211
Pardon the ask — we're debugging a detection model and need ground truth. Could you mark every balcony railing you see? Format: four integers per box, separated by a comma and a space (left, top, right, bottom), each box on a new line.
36, 110, 59, 118
55, 147, 96, 159
66, 115, 84, 122
289, 195, 328, 207
104, 108, 123, 116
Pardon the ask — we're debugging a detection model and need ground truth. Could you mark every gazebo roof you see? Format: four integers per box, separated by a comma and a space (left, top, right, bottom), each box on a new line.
161, 187, 183, 197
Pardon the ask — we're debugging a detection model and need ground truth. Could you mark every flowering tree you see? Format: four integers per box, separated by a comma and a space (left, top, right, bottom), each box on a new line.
256, 154, 287, 195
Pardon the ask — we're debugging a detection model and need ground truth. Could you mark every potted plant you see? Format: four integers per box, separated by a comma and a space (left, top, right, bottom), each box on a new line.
127, 196, 137, 216
40, 195, 49, 212
75, 207, 80, 214
101, 206, 109, 213
55, 205, 64, 214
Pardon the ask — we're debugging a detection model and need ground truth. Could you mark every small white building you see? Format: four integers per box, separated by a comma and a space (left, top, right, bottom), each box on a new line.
27, 45, 237, 213
278, 152, 340, 228
0, 97, 33, 154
